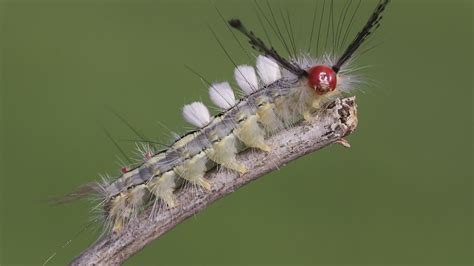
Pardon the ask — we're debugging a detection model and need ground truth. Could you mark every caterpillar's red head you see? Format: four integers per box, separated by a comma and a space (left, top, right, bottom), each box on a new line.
307, 65, 337, 95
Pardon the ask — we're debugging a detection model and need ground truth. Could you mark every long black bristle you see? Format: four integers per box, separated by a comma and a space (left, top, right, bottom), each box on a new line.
332, 0, 390, 73
229, 19, 308, 77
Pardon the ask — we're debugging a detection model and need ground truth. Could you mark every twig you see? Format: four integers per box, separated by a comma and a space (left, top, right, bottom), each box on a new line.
70, 97, 358, 266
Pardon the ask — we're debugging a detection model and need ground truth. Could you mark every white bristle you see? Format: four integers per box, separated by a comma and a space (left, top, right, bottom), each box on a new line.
209, 82, 236, 110
182, 102, 211, 127
256, 55, 281, 85
234, 65, 258, 95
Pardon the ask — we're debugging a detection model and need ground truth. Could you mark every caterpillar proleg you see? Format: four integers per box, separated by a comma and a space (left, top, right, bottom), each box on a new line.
50, 0, 391, 264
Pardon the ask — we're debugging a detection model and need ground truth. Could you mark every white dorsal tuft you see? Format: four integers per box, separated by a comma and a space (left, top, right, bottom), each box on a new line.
256, 55, 281, 85
234, 65, 258, 95
209, 82, 236, 110
182, 102, 211, 127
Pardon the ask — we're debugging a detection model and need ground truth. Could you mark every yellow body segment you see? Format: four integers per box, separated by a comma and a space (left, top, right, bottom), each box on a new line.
174, 151, 211, 190
206, 134, 247, 174
257, 102, 282, 133
234, 115, 271, 152
126, 185, 147, 216
147, 171, 178, 207
111, 184, 148, 233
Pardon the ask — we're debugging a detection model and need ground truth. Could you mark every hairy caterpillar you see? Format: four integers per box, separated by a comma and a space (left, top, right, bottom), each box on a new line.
51, 0, 390, 262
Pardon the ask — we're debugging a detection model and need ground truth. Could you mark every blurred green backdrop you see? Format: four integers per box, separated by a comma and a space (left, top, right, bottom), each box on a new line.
0, 0, 472, 265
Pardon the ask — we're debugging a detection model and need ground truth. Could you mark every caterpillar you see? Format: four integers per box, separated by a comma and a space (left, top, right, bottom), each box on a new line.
56, 0, 390, 247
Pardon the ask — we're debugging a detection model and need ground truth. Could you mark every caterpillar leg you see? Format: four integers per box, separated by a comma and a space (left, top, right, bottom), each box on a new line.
206, 134, 247, 174
109, 185, 147, 233
174, 152, 211, 191
257, 102, 282, 133
112, 216, 125, 234
303, 111, 313, 121
306, 91, 342, 121
234, 115, 271, 152
109, 194, 127, 233
147, 171, 178, 208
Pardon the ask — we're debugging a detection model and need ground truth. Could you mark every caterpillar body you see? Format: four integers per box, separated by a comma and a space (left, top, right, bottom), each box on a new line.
60, 0, 390, 236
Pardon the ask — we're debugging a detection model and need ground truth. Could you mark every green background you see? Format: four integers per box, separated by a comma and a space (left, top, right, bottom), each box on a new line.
1, 0, 472, 265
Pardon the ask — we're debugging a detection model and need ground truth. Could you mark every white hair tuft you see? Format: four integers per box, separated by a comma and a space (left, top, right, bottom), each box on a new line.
182, 102, 211, 127
256, 55, 281, 85
234, 65, 258, 95
209, 82, 236, 110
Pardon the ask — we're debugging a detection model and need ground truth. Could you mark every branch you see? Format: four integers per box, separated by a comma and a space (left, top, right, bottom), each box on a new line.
70, 97, 358, 266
